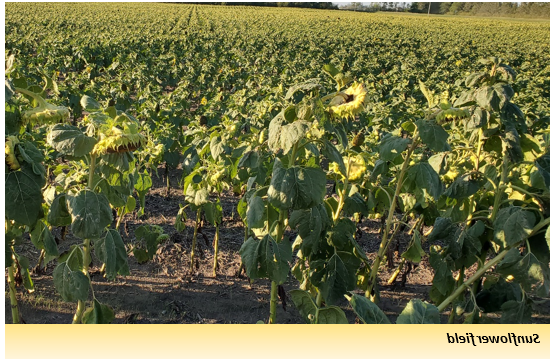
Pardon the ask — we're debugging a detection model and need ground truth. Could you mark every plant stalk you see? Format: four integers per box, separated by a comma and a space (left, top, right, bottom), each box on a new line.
268, 281, 278, 324
213, 224, 219, 277
437, 249, 508, 312
489, 154, 509, 222
190, 208, 201, 272
88, 155, 97, 190
365, 134, 419, 297
72, 238, 91, 324
8, 259, 20, 324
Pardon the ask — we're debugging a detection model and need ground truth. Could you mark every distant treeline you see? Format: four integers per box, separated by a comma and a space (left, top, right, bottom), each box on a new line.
169, 2, 549, 18
177, 2, 338, 9
341, 2, 550, 19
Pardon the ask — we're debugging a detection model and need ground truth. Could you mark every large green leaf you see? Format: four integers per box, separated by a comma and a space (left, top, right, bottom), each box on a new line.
401, 230, 424, 263
268, 113, 309, 154
47, 124, 97, 157
327, 218, 355, 250
267, 158, 326, 210
204, 198, 223, 226
184, 184, 209, 207
321, 140, 346, 176
15, 254, 34, 292
396, 299, 440, 324
48, 193, 72, 226
443, 174, 485, 199
406, 162, 442, 199
317, 306, 348, 324
53, 247, 89, 303
210, 136, 228, 161
239, 234, 292, 284
493, 207, 535, 248
80, 95, 101, 111
30, 220, 59, 256
5, 164, 45, 226
476, 277, 522, 313
429, 247, 455, 302
66, 190, 113, 239
379, 134, 410, 161
95, 229, 129, 281
500, 300, 532, 324
289, 204, 330, 257
416, 120, 449, 152
246, 193, 265, 229
82, 299, 115, 324
348, 294, 390, 324
289, 289, 317, 324
319, 252, 359, 305
497, 248, 549, 297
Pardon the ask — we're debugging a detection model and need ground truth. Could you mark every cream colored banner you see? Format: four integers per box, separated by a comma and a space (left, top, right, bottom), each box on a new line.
5, 324, 550, 359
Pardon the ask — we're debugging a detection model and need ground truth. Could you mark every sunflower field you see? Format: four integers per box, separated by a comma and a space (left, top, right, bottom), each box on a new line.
4, 3, 550, 324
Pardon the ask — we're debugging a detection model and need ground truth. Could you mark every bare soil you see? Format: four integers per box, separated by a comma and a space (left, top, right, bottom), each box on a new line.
6, 165, 550, 324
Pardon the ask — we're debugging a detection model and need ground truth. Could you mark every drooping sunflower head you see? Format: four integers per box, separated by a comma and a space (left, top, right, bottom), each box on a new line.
328, 82, 367, 119
329, 154, 367, 182
92, 121, 146, 155
5, 136, 20, 171
21, 102, 70, 125
436, 108, 470, 124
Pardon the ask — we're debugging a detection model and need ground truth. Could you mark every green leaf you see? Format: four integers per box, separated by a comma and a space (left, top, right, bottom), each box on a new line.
322, 63, 340, 78
285, 78, 321, 100
239, 235, 292, 284
370, 159, 388, 180
493, 207, 536, 248
48, 193, 72, 227
497, 248, 549, 296
476, 277, 522, 313
135, 225, 167, 260
348, 294, 390, 324
47, 124, 97, 157
443, 174, 486, 199
429, 247, 455, 301
327, 218, 355, 250
184, 184, 209, 207
204, 198, 223, 226
317, 306, 348, 324
535, 153, 550, 189
396, 299, 440, 324
246, 193, 265, 229
319, 252, 359, 305
321, 140, 346, 176
66, 190, 112, 239
80, 95, 101, 111
15, 254, 34, 292
268, 159, 326, 210
268, 117, 309, 155
402, 230, 424, 264
82, 299, 115, 324
5, 164, 45, 226
343, 192, 369, 217
500, 300, 532, 324
289, 204, 330, 257
289, 289, 317, 324
53, 247, 89, 303
416, 120, 449, 152
133, 248, 149, 263
379, 134, 410, 162
503, 126, 524, 164
210, 136, 228, 161
95, 229, 129, 281
30, 220, 59, 256
406, 162, 442, 199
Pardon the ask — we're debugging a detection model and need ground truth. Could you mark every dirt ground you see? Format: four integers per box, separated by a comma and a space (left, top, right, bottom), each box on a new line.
5, 165, 550, 324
